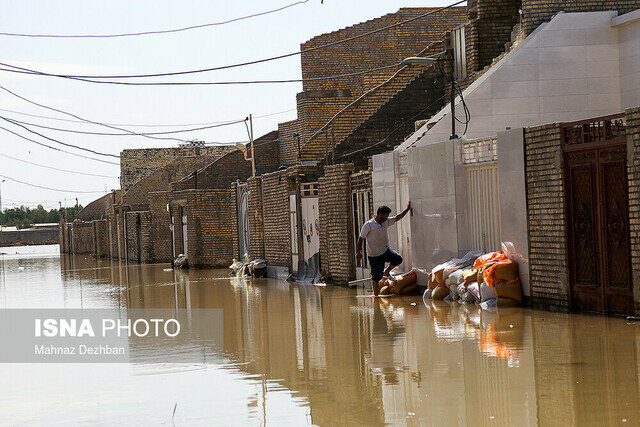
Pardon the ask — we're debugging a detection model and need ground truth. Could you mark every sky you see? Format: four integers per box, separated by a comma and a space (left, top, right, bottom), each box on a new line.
0, 0, 458, 210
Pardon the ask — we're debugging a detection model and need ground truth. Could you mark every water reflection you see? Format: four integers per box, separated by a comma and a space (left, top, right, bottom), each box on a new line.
1, 249, 639, 425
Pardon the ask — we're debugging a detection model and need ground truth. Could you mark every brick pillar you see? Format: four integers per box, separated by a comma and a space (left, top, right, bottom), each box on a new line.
248, 176, 265, 260
231, 182, 240, 259
524, 124, 570, 311
318, 163, 355, 285
625, 106, 640, 314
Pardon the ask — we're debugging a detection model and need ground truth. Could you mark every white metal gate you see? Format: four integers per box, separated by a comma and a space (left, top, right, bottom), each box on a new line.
463, 138, 501, 252
181, 212, 188, 256
237, 184, 250, 258
300, 183, 319, 263
290, 194, 299, 273
352, 185, 372, 280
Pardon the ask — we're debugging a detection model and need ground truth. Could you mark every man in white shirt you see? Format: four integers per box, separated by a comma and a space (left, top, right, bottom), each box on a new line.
356, 202, 411, 296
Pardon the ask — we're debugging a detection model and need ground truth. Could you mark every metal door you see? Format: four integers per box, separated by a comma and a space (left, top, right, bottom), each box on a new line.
290, 194, 299, 273
181, 213, 188, 256
352, 189, 372, 280
300, 183, 319, 263
563, 115, 633, 314
237, 184, 250, 258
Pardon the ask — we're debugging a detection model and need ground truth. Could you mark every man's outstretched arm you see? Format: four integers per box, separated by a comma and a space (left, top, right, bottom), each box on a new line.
395, 202, 412, 221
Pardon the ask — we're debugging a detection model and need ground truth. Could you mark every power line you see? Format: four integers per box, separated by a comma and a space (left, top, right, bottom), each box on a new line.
0, 152, 119, 178
3, 116, 247, 136
0, 62, 402, 86
308, 65, 408, 142
0, 116, 119, 158
0, 84, 197, 144
0, 1, 466, 79
0, 107, 296, 127
0, 0, 310, 38
0, 106, 296, 127
338, 93, 448, 159
0, 124, 120, 165
0, 173, 108, 194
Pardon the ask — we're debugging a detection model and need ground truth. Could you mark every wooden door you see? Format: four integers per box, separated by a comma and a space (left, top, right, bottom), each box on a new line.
565, 145, 633, 314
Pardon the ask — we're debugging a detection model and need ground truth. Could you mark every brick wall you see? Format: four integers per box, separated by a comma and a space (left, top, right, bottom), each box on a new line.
171, 132, 280, 191
278, 119, 304, 167
521, 0, 640, 35
247, 176, 265, 260
92, 219, 109, 257
170, 190, 236, 268
294, 7, 467, 163
626, 106, 640, 313
261, 165, 320, 268
120, 145, 233, 191
318, 164, 355, 284
76, 191, 120, 221
122, 155, 220, 210
149, 191, 173, 263
71, 221, 93, 254
231, 183, 240, 259
524, 123, 570, 311
329, 53, 448, 171
474, 0, 521, 69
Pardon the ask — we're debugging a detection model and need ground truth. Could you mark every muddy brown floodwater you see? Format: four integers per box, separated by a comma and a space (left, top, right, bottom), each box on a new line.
1, 246, 639, 425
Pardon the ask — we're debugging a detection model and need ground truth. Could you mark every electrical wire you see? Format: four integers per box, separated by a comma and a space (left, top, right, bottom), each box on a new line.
0, 173, 108, 194
337, 93, 448, 159
308, 65, 408, 142
0, 0, 310, 38
0, 84, 197, 144
0, 62, 403, 86
3, 116, 247, 136
0, 1, 466, 79
0, 124, 120, 165
0, 152, 119, 178
0, 116, 119, 158
0, 106, 296, 127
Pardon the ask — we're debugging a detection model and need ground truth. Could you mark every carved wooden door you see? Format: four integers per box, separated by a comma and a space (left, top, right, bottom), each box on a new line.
565, 146, 633, 314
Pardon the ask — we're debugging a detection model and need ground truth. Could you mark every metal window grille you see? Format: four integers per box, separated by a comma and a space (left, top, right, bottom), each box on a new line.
462, 138, 497, 165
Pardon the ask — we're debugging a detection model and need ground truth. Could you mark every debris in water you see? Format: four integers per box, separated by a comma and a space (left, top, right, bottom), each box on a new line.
163, 268, 173, 272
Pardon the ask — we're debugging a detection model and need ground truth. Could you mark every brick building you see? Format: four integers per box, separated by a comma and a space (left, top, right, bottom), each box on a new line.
524, 107, 640, 315
120, 145, 234, 191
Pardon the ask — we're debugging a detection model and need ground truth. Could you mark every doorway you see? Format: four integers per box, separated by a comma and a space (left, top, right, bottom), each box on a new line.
563, 115, 633, 315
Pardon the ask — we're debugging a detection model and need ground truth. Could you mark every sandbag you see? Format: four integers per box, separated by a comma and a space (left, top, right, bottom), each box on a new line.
494, 277, 523, 304
423, 287, 433, 300
414, 268, 430, 288
431, 266, 446, 288
462, 268, 478, 285
399, 284, 417, 295
379, 285, 392, 295
484, 259, 519, 287
392, 270, 417, 293
457, 283, 467, 297
480, 282, 497, 303
467, 281, 480, 301
461, 291, 476, 303
473, 251, 507, 270
431, 285, 449, 300
446, 270, 465, 289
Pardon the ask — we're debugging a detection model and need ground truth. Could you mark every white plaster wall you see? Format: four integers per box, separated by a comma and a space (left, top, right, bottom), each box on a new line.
405, 140, 461, 269
398, 10, 625, 151
371, 151, 400, 256
616, 10, 640, 109
497, 129, 530, 297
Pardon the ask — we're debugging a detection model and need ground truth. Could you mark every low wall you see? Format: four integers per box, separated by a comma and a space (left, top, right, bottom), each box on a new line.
0, 228, 58, 244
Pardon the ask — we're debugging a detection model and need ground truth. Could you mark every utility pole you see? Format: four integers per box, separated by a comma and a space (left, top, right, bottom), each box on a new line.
449, 49, 458, 140
59, 201, 62, 221
249, 114, 256, 178
0, 179, 4, 242
75, 198, 79, 214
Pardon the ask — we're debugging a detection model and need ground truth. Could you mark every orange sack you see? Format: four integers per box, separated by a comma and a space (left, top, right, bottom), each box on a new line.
483, 259, 519, 287
473, 251, 507, 270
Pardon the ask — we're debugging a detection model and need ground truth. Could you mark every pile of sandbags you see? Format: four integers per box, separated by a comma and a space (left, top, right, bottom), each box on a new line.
379, 269, 417, 296
423, 251, 481, 301
174, 253, 188, 269
423, 248, 523, 307
229, 258, 267, 278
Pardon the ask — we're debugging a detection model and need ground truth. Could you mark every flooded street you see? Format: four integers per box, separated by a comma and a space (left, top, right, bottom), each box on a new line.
1, 246, 639, 425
